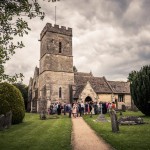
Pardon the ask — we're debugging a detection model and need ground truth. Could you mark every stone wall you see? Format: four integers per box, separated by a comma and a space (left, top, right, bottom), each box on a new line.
40, 54, 73, 73
97, 94, 112, 102
38, 71, 74, 103
40, 28, 72, 58
113, 94, 131, 109
40, 23, 72, 40
97, 93, 131, 109
37, 23, 73, 111
124, 94, 131, 108
79, 82, 97, 102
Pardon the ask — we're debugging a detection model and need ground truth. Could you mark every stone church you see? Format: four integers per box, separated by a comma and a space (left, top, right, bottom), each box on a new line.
28, 23, 131, 113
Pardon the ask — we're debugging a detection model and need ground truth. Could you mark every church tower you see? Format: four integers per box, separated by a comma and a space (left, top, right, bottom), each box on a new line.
38, 23, 74, 109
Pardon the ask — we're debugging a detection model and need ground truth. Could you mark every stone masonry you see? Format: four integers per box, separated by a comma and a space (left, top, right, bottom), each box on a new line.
28, 23, 131, 113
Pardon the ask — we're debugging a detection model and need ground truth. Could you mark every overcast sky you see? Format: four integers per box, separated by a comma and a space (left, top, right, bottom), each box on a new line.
5, 0, 150, 85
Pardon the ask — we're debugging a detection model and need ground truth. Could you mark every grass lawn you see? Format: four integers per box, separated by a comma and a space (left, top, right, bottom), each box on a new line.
0, 113, 72, 150
83, 111, 150, 150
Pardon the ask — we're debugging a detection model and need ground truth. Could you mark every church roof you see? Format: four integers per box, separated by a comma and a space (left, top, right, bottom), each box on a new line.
74, 85, 85, 99
108, 81, 130, 94
74, 72, 130, 98
74, 73, 113, 98
90, 77, 113, 93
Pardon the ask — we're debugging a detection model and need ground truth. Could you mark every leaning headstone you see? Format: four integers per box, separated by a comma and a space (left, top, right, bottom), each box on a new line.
122, 104, 126, 112
40, 111, 47, 120
4, 111, 12, 128
110, 110, 119, 132
39, 99, 47, 120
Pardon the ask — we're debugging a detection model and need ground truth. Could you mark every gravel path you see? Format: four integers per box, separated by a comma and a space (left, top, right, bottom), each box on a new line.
71, 117, 113, 150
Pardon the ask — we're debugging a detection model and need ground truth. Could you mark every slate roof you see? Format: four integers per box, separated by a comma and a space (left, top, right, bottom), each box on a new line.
108, 81, 130, 94
74, 72, 130, 98
74, 73, 113, 98
73, 85, 85, 99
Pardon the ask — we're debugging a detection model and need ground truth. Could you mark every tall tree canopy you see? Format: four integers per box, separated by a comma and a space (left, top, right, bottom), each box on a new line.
128, 65, 150, 116
13, 82, 28, 111
0, 0, 59, 82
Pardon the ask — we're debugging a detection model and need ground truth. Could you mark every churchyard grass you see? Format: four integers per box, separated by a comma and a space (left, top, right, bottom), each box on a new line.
83, 111, 150, 150
0, 113, 72, 150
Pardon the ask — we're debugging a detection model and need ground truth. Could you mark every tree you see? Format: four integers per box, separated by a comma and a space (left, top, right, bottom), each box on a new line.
13, 82, 28, 111
128, 65, 150, 116
0, 82, 25, 124
0, 0, 59, 82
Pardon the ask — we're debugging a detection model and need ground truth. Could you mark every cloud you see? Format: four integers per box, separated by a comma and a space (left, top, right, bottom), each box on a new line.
5, 0, 150, 84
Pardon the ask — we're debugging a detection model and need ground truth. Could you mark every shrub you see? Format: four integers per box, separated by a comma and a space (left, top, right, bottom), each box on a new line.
0, 82, 25, 124
0, 99, 10, 115
128, 65, 150, 116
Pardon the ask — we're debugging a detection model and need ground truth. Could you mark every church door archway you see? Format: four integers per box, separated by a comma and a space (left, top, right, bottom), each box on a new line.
85, 96, 92, 102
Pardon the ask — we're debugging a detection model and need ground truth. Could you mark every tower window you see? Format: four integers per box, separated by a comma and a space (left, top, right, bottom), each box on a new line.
59, 87, 62, 98
59, 42, 62, 53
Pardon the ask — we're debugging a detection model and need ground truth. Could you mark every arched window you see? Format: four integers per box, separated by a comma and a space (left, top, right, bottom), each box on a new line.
59, 87, 62, 98
59, 42, 62, 53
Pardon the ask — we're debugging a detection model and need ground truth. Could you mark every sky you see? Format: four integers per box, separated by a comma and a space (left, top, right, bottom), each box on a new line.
5, 0, 150, 85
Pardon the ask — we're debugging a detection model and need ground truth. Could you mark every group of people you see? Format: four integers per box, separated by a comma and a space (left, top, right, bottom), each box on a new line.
47, 101, 116, 118
48, 102, 72, 116
71, 101, 116, 118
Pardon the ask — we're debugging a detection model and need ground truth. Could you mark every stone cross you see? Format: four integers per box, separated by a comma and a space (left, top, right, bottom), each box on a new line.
96, 104, 107, 122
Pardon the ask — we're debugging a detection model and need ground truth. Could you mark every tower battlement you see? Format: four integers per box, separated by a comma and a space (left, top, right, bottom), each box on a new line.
40, 23, 72, 40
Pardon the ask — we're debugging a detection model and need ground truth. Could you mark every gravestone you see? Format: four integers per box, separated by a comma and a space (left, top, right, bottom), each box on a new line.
4, 111, 12, 128
39, 99, 47, 120
40, 111, 47, 120
96, 104, 107, 122
122, 104, 126, 112
96, 114, 108, 122
118, 116, 144, 125
110, 110, 119, 132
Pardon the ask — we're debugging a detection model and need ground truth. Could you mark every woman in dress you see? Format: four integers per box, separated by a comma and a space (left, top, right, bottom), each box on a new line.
72, 103, 77, 118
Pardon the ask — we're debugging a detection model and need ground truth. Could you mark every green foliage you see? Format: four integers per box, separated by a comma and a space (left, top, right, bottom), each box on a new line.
0, 82, 25, 124
128, 65, 150, 116
0, 99, 10, 115
13, 82, 28, 111
0, 0, 59, 82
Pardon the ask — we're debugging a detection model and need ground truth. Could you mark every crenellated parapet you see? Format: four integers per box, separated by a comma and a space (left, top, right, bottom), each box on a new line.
40, 23, 72, 40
